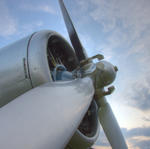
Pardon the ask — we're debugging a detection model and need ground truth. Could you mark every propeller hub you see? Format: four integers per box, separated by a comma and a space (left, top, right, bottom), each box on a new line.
95, 61, 117, 87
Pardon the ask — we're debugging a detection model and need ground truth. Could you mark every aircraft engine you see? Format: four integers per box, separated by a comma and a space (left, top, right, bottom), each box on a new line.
0, 30, 100, 149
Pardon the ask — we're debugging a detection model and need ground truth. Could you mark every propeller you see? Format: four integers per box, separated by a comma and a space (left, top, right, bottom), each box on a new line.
59, 0, 87, 62
0, 1, 128, 149
98, 97, 128, 149
59, 0, 128, 148
0, 78, 94, 149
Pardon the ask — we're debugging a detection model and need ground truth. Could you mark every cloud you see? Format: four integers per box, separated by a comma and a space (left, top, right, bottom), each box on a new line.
131, 139, 150, 149
89, 0, 150, 35
21, 3, 56, 15
125, 127, 150, 138
95, 127, 150, 149
71, 0, 150, 121
17, 21, 44, 37
90, 0, 150, 58
95, 129, 110, 147
0, 1, 17, 36
142, 117, 150, 122
115, 33, 150, 111
122, 127, 150, 149
75, 0, 150, 59
37, 5, 56, 14
83, 0, 150, 112
92, 145, 111, 149
126, 74, 150, 111
127, 30, 150, 71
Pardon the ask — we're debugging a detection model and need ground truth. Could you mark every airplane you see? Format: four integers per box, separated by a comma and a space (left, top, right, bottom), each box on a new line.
0, 0, 128, 149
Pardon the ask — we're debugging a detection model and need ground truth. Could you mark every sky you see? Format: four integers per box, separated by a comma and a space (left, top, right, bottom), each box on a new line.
0, 0, 150, 148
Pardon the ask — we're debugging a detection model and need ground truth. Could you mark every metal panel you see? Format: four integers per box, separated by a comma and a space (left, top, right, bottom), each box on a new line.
67, 101, 100, 149
27, 30, 55, 87
0, 30, 77, 106
0, 77, 94, 149
0, 35, 34, 107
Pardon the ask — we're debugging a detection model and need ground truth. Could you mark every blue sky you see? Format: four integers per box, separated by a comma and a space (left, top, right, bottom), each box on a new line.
0, 0, 150, 148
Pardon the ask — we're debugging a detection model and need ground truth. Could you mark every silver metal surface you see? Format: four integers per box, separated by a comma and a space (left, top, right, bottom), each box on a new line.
27, 30, 55, 87
68, 101, 100, 149
99, 97, 128, 149
0, 30, 74, 107
0, 77, 94, 149
27, 30, 77, 87
0, 34, 34, 107
76, 54, 127, 148
96, 61, 117, 86
0, 0, 128, 148
68, 128, 100, 149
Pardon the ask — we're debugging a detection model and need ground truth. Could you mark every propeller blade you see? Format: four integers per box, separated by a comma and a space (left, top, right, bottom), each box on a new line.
99, 98, 128, 149
0, 77, 94, 149
59, 0, 87, 62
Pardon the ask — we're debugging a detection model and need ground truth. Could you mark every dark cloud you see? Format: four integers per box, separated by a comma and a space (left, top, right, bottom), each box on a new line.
123, 127, 150, 138
123, 127, 150, 149
128, 76, 150, 111
131, 139, 150, 149
95, 127, 150, 149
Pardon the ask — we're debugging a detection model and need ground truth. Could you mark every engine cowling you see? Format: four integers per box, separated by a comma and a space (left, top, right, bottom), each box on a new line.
0, 30, 100, 149
0, 30, 77, 106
